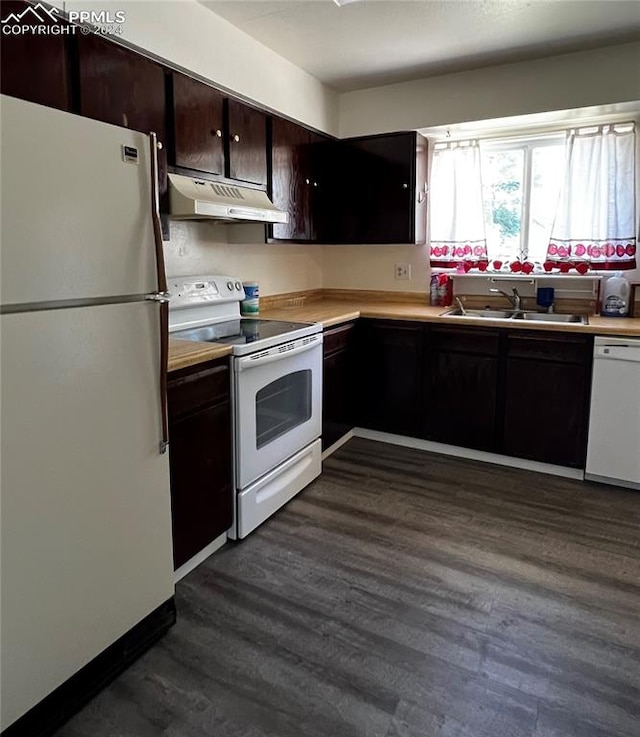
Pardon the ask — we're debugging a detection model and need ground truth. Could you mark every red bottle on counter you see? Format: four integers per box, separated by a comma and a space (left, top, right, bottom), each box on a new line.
430, 274, 453, 306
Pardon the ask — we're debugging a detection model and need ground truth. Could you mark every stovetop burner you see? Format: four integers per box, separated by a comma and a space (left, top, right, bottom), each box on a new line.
171, 318, 314, 347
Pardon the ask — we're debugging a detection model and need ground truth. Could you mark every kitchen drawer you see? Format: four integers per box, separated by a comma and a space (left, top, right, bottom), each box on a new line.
506, 331, 591, 364
323, 321, 356, 357
168, 358, 230, 419
429, 326, 500, 356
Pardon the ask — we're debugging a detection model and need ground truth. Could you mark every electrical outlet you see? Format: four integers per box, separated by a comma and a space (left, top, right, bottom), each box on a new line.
395, 263, 411, 280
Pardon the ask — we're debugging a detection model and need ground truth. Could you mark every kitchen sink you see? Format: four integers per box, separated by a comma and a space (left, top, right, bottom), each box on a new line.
441, 308, 589, 325
441, 308, 518, 319
512, 312, 589, 324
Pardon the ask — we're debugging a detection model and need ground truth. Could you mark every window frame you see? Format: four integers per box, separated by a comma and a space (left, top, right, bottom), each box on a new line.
479, 132, 565, 263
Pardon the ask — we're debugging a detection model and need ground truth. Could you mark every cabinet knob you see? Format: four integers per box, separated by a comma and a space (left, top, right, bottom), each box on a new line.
232, 134, 240, 143
305, 178, 310, 185
213, 129, 222, 138
402, 183, 409, 189
156, 141, 163, 150
313, 181, 318, 187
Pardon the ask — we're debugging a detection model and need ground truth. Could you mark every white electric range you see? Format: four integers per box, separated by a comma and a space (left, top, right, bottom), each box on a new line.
169, 275, 323, 538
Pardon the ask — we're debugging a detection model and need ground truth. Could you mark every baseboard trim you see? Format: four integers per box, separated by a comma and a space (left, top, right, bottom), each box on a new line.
322, 431, 354, 460
2, 598, 176, 737
585, 473, 640, 491
174, 532, 228, 583
353, 428, 585, 480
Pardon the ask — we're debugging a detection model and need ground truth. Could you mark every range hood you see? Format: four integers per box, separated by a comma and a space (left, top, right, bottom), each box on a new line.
168, 173, 288, 224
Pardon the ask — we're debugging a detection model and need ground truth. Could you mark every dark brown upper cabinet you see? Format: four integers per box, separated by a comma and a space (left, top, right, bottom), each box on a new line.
269, 117, 310, 241
77, 34, 167, 193
337, 131, 428, 245
170, 72, 225, 176
77, 34, 166, 138
268, 117, 334, 242
0, 1, 71, 111
226, 99, 267, 186
168, 77, 266, 186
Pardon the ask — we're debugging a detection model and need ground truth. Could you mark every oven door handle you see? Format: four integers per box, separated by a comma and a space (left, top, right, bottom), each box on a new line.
235, 334, 323, 372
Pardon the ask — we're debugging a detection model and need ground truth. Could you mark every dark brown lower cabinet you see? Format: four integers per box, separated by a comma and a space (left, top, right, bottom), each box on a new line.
322, 322, 356, 450
424, 326, 500, 451
502, 331, 592, 468
354, 320, 593, 469
357, 319, 425, 437
167, 358, 233, 570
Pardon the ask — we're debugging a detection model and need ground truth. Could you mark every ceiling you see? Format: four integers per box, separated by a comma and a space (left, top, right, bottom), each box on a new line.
199, 0, 640, 92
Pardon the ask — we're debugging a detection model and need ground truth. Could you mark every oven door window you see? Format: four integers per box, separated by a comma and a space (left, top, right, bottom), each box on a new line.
256, 370, 312, 449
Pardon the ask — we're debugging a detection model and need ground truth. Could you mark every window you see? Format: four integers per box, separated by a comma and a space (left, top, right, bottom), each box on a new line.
480, 135, 565, 264
255, 370, 311, 449
429, 123, 637, 273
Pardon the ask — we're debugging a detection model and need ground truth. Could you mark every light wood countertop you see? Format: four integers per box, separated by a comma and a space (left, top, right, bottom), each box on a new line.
168, 339, 232, 373
169, 299, 640, 372
261, 300, 640, 336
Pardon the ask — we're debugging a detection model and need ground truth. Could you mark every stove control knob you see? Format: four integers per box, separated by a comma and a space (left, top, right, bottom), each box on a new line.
226, 281, 234, 291
235, 281, 242, 290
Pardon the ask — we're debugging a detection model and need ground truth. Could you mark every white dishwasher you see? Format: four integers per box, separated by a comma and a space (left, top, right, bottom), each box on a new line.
585, 336, 640, 490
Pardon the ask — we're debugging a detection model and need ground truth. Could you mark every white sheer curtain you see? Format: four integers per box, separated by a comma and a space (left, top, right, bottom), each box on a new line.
429, 141, 488, 268
548, 125, 636, 270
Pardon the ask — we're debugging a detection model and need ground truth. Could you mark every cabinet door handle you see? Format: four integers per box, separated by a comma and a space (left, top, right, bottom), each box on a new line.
402, 182, 409, 189
232, 134, 240, 143
213, 129, 222, 138
305, 178, 310, 185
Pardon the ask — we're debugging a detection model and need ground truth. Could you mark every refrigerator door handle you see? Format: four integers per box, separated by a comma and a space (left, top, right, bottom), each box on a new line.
145, 291, 171, 303
149, 132, 169, 455
159, 301, 169, 455
149, 132, 168, 294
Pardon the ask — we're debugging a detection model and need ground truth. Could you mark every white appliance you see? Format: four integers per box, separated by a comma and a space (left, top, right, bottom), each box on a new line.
169, 276, 323, 538
586, 336, 640, 490
0, 96, 175, 732
168, 172, 288, 224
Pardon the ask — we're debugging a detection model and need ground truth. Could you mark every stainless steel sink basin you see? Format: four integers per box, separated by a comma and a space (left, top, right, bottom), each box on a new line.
441, 308, 518, 319
441, 308, 589, 325
513, 312, 589, 325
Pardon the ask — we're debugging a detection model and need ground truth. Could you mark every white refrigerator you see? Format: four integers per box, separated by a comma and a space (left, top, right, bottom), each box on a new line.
0, 96, 175, 732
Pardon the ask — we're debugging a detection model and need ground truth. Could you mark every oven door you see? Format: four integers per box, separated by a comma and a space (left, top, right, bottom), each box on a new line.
234, 333, 323, 489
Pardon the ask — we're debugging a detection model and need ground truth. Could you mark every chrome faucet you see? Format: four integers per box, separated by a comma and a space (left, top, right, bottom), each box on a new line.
490, 287, 522, 311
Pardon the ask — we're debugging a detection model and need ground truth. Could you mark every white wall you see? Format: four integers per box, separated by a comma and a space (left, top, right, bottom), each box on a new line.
322, 244, 430, 294
64, 0, 339, 135
339, 42, 640, 137
164, 222, 323, 295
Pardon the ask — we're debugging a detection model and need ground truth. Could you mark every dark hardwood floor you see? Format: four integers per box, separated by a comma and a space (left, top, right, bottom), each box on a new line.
56, 438, 640, 737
